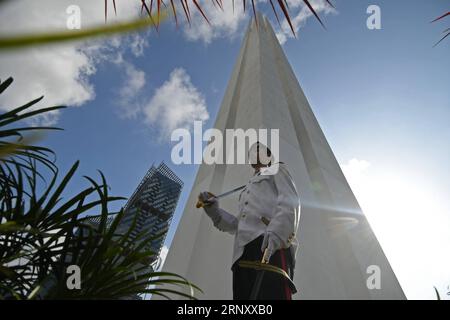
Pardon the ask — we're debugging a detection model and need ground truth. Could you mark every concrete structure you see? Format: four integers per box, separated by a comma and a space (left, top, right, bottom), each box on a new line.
160, 15, 405, 299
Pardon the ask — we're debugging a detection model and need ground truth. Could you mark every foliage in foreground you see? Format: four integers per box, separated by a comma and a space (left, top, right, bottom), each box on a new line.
0, 0, 333, 50
0, 77, 199, 299
131, 0, 334, 34
432, 11, 450, 46
1, 1, 447, 51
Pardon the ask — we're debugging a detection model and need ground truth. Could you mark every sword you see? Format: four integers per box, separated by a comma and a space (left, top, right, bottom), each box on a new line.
196, 185, 246, 208
249, 248, 271, 300
242, 248, 297, 299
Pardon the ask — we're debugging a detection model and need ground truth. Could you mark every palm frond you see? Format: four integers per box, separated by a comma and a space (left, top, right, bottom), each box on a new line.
0, 13, 166, 51
431, 12, 450, 23
432, 11, 449, 46
128, 0, 335, 36
0, 0, 334, 50
434, 286, 441, 300
0, 77, 199, 300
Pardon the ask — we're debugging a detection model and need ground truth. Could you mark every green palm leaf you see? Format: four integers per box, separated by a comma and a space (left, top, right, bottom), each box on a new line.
0, 77, 199, 300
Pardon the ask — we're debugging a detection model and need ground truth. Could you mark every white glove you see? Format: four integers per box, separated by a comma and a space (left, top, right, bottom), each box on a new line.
198, 192, 220, 223
261, 231, 283, 261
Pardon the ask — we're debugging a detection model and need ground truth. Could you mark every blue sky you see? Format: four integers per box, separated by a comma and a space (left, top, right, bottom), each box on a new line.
0, 0, 449, 300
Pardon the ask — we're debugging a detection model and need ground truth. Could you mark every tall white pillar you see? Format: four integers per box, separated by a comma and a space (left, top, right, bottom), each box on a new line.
159, 14, 405, 300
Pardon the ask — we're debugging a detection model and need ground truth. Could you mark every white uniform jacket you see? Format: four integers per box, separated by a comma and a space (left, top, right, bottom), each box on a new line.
208, 163, 301, 267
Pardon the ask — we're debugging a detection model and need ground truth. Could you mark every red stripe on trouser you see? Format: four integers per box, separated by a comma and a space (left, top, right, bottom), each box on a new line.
279, 250, 292, 300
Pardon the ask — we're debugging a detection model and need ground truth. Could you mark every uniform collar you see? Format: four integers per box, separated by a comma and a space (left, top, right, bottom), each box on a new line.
259, 163, 282, 176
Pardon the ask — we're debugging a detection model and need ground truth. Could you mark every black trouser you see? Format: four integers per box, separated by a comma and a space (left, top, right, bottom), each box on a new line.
232, 236, 293, 300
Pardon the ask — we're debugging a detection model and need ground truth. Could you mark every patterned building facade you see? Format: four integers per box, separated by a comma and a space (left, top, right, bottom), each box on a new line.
120, 162, 183, 265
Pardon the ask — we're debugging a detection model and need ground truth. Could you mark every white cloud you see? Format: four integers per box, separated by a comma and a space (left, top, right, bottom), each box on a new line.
0, 0, 146, 125
110, 64, 209, 140
117, 59, 147, 119
274, 0, 337, 44
177, 0, 336, 45
0, 44, 97, 125
0, 1, 334, 129
143, 68, 209, 139
182, 0, 247, 44
129, 34, 149, 57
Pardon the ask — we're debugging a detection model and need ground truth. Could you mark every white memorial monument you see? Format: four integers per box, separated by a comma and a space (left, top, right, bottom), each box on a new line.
160, 14, 405, 300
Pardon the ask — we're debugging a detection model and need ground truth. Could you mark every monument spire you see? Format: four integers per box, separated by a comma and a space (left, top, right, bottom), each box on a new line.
160, 15, 405, 299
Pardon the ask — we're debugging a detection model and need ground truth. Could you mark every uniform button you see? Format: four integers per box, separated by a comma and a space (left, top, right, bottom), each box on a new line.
244, 201, 248, 205
246, 190, 250, 194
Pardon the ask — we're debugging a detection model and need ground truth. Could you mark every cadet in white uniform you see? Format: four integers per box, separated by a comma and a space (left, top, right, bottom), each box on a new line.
199, 142, 300, 300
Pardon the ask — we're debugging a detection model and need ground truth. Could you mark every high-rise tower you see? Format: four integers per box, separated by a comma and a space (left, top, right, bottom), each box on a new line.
121, 162, 183, 265
161, 15, 405, 299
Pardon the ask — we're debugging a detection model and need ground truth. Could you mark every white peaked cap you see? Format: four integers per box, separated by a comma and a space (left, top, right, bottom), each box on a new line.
248, 141, 274, 166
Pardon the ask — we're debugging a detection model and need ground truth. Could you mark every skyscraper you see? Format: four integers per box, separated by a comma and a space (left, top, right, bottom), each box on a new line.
160, 14, 405, 299
120, 162, 183, 265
